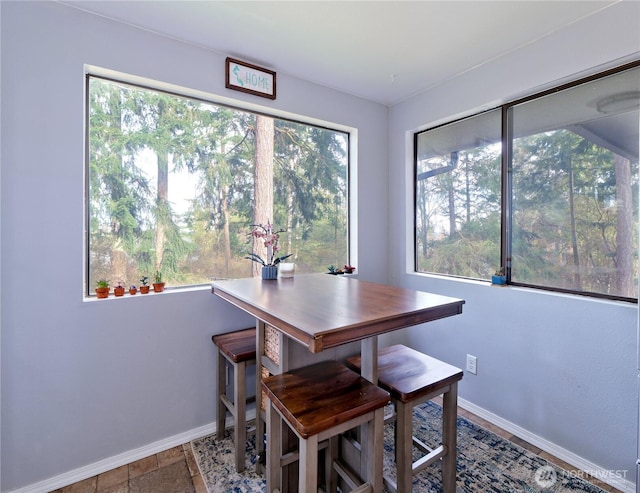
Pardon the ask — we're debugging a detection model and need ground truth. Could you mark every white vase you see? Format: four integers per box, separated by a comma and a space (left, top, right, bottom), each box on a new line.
279, 262, 295, 278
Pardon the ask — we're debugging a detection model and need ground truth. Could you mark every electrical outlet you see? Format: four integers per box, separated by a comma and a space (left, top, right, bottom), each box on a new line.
466, 354, 477, 375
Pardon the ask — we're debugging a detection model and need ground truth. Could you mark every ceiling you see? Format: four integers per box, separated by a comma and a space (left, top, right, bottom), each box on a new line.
59, 0, 618, 106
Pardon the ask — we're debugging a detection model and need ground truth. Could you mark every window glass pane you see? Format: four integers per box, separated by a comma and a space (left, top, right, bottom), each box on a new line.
511, 66, 639, 298
87, 76, 349, 293
415, 109, 502, 278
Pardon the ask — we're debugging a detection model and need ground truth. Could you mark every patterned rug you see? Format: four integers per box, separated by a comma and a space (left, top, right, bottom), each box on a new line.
191, 401, 607, 493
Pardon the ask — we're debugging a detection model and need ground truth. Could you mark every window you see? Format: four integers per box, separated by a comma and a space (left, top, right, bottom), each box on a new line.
86, 75, 349, 294
415, 62, 640, 301
415, 109, 502, 279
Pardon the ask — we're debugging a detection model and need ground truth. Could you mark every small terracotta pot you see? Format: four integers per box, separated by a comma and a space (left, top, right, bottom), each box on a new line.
114, 286, 125, 297
140, 285, 150, 294
153, 282, 165, 293
129, 288, 137, 295
95, 287, 110, 299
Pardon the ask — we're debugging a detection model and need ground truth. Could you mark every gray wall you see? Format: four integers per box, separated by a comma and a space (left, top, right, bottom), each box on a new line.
0, 2, 388, 491
388, 2, 640, 490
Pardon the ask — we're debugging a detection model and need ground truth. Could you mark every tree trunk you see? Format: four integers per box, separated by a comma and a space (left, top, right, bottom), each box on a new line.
614, 154, 633, 297
418, 180, 428, 257
567, 154, 581, 290
253, 115, 274, 276
221, 183, 231, 277
112, 237, 127, 287
286, 187, 294, 259
448, 151, 458, 236
465, 156, 471, 224
155, 150, 168, 272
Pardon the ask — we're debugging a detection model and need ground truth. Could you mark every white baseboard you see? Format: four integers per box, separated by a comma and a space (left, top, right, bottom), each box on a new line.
5, 407, 259, 493
458, 398, 636, 493
5, 423, 215, 493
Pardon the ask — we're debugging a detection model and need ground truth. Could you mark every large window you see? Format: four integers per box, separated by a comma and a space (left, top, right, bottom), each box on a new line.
415, 63, 639, 301
86, 75, 349, 295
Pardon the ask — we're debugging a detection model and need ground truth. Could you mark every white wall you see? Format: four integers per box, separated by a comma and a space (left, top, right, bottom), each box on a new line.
0, 2, 388, 491
389, 1, 639, 490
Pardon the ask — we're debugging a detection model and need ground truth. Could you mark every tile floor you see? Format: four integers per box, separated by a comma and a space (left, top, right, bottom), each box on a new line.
51, 405, 624, 493
50, 444, 206, 493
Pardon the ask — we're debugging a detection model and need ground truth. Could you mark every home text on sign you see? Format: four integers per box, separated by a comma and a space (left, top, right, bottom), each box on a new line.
225, 58, 276, 100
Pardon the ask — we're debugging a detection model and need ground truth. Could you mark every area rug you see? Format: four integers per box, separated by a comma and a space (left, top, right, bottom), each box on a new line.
191, 401, 607, 493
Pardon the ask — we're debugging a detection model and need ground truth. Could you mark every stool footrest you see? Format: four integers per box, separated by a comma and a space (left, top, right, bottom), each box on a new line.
413, 444, 445, 474
413, 435, 432, 456
350, 483, 373, 493
333, 458, 372, 493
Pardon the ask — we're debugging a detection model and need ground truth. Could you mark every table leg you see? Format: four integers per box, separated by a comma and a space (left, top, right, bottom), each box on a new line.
358, 336, 379, 485
256, 320, 265, 474
360, 336, 378, 384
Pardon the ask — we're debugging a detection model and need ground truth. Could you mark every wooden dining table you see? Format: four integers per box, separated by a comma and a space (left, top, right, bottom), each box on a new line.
211, 273, 464, 488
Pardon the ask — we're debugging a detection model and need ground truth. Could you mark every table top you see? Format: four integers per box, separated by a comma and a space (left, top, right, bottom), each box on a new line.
211, 274, 464, 353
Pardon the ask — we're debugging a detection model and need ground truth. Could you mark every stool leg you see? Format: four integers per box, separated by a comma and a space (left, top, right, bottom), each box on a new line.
299, 434, 319, 493
396, 400, 413, 493
266, 399, 282, 493
442, 383, 458, 493
328, 435, 339, 493
364, 407, 385, 493
234, 360, 247, 473
216, 351, 227, 440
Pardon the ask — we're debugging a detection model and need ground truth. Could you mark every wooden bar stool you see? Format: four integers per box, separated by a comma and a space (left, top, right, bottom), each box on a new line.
262, 360, 390, 493
346, 345, 463, 493
211, 327, 256, 473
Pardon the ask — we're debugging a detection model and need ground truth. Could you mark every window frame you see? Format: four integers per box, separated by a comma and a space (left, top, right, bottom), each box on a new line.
84, 70, 353, 297
414, 59, 640, 303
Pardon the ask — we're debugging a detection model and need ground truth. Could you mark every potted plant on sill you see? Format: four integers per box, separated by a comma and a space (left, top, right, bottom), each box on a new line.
491, 267, 507, 285
244, 222, 292, 280
327, 264, 356, 275
139, 276, 150, 294
95, 279, 110, 299
153, 271, 165, 293
114, 281, 125, 297
129, 285, 137, 295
